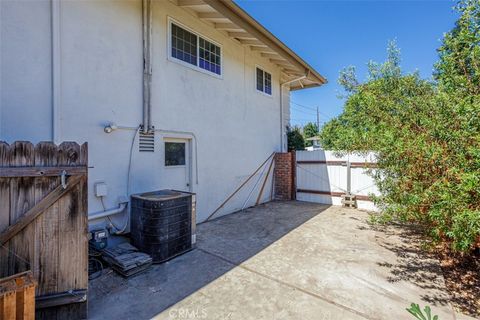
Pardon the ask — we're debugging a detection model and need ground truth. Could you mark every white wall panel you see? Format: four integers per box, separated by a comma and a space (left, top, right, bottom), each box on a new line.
1, 0, 53, 141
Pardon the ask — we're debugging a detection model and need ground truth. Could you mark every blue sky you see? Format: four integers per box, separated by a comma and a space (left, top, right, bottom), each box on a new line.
235, 0, 459, 127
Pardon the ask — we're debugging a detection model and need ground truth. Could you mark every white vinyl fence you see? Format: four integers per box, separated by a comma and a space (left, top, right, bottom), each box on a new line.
296, 149, 379, 211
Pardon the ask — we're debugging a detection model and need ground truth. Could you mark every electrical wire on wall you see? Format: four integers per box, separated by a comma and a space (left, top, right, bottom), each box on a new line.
100, 196, 124, 233
127, 126, 141, 196
113, 125, 141, 234
102, 124, 199, 184
95, 125, 140, 234
93, 124, 199, 233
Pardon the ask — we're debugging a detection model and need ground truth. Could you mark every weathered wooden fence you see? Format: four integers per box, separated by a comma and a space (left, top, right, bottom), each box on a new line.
0, 141, 88, 319
296, 149, 379, 211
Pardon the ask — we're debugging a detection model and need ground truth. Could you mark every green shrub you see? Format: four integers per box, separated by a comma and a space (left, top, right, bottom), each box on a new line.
287, 126, 306, 151
320, 1, 480, 252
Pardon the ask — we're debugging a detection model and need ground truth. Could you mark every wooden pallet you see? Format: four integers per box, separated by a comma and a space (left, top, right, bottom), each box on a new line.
0, 271, 36, 320
341, 194, 358, 208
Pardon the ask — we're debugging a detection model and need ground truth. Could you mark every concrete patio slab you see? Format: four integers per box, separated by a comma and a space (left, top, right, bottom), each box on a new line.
89, 201, 472, 320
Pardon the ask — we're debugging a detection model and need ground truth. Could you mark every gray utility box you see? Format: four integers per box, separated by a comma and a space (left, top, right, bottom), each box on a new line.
130, 190, 196, 263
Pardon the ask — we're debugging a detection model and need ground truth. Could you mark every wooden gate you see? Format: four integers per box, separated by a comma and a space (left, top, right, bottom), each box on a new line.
0, 141, 88, 319
296, 149, 379, 211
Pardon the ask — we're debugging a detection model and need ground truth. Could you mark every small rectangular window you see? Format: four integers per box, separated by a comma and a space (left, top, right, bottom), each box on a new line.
256, 67, 272, 96
265, 72, 272, 95
171, 24, 197, 66
169, 21, 222, 76
165, 142, 186, 166
256, 68, 264, 92
199, 38, 221, 75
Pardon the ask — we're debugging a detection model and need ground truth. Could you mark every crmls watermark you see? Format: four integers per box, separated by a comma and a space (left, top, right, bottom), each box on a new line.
168, 308, 208, 319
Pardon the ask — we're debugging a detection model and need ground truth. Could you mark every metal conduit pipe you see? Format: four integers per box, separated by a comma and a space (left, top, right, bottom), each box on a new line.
279, 73, 308, 152
103, 125, 200, 184
94, 124, 200, 222
89, 2, 152, 224
142, 0, 153, 133
88, 201, 128, 221
51, 0, 61, 143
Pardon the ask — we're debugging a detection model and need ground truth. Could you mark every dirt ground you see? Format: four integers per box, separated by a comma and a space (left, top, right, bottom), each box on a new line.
438, 246, 480, 318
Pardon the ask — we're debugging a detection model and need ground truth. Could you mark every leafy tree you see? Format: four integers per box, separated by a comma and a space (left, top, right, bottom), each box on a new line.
319, 0, 480, 252
287, 126, 305, 151
435, 0, 480, 97
303, 122, 319, 147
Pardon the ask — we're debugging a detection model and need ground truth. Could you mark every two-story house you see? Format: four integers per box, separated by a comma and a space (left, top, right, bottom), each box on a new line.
0, 0, 326, 231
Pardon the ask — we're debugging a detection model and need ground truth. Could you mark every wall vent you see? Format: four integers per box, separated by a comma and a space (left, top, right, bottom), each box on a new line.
139, 131, 155, 152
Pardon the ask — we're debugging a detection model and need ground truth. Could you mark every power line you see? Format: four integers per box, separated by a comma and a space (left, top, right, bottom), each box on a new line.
290, 106, 329, 125
290, 105, 317, 116
290, 100, 336, 120
290, 106, 327, 128
290, 118, 326, 125
290, 100, 316, 112
290, 116, 326, 122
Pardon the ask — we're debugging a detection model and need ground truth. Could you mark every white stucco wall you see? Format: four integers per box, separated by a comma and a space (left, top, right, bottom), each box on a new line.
0, 0, 291, 227
1, 0, 53, 141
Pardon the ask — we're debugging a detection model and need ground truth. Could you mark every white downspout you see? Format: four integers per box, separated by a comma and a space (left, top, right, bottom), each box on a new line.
51, 0, 61, 143
280, 74, 307, 152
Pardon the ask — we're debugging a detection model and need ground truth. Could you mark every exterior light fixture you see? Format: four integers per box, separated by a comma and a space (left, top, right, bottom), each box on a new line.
104, 123, 118, 134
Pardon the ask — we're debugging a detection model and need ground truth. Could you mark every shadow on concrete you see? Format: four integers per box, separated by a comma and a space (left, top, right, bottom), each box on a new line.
360, 220, 452, 308
88, 201, 329, 320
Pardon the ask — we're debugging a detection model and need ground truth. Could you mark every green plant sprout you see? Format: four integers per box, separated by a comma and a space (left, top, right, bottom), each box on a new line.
406, 303, 439, 320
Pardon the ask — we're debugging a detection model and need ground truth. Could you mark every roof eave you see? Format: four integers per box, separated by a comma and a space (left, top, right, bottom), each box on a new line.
290, 82, 323, 91
202, 0, 327, 88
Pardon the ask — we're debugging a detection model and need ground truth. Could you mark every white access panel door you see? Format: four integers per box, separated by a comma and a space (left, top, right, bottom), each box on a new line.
161, 138, 192, 192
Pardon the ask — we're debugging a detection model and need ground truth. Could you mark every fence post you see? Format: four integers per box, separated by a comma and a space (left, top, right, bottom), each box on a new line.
291, 151, 296, 200
273, 152, 295, 201
346, 158, 351, 195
